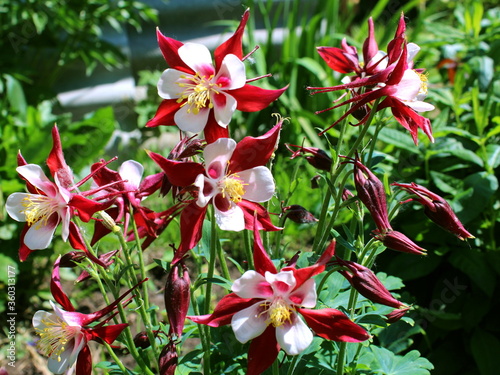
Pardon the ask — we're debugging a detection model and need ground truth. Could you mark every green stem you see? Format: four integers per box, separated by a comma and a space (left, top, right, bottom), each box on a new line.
243, 229, 254, 270
103, 341, 130, 374
216, 238, 231, 282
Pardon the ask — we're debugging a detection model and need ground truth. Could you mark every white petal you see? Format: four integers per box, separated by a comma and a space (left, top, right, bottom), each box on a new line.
157, 69, 187, 99
238, 166, 275, 202
178, 43, 214, 73
32, 310, 52, 329
174, 104, 210, 133
231, 302, 268, 343
5, 193, 30, 222
194, 174, 217, 207
212, 92, 237, 127
216, 54, 246, 89
407, 43, 421, 62
203, 138, 236, 179
17, 164, 57, 196
276, 314, 313, 355
406, 100, 435, 112
392, 69, 421, 101
215, 204, 245, 231
119, 160, 144, 189
47, 335, 85, 375
59, 207, 71, 242
232, 270, 272, 299
265, 270, 296, 296
288, 278, 317, 308
366, 50, 388, 71
24, 217, 58, 249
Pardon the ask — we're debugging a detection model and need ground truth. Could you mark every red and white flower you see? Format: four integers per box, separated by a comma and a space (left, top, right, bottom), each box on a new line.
32, 256, 146, 374
189, 232, 370, 375
149, 122, 282, 262
146, 9, 287, 143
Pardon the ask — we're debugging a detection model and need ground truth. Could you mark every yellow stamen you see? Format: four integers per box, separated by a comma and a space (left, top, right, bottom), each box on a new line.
416, 71, 428, 95
35, 315, 80, 362
176, 73, 222, 114
21, 195, 59, 228
220, 174, 247, 203
260, 298, 293, 328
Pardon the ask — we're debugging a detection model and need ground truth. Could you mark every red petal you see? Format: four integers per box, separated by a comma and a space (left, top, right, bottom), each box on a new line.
51, 256, 76, 312
232, 84, 287, 112
252, 221, 278, 275
18, 225, 35, 261
47, 125, 74, 188
214, 8, 249, 69
229, 123, 281, 173
188, 293, 257, 327
298, 308, 370, 342
146, 100, 181, 128
204, 112, 229, 144
148, 151, 205, 186
68, 222, 107, 267
362, 18, 379, 66
174, 202, 207, 262
91, 323, 128, 344
69, 195, 112, 222
247, 325, 279, 375
239, 201, 281, 232
76, 345, 92, 375
317, 46, 356, 74
156, 29, 190, 72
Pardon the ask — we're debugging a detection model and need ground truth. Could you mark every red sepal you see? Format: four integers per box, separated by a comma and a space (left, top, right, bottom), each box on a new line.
51, 256, 76, 312
232, 84, 288, 112
214, 8, 250, 69
252, 223, 278, 275
148, 151, 205, 187
76, 345, 93, 375
247, 325, 280, 375
156, 29, 190, 73
146, 99, 181, 128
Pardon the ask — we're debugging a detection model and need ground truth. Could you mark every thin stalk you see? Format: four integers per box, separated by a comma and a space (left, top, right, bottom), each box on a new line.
243, 229, 254, 269
103, 341, 129, 374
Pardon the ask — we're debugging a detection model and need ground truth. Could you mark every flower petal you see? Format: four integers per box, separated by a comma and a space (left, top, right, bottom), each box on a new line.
24, 214, 59, 250
212, 92, 237, 127
215, 204, 245, 231
157, 69, 187, 99
238, 166, 275, 202
5, 193, 30, 222
204, 138, 236, 179
214, 8, 249, 68
194, 174, 217, 208
146, 99, 181, 127
232, 270, 273, 299
174, 104, 210, 133
266, 270, 296, 296
232, 84, 288, 112
247, 325, 279, 375
275, 313, 313, 355
119, 160, 144, 189
216, 54, 246, 89
16, 164, 58, 196
288, 278, 317, 308
298, 307, 371, 342
231, 302, 268, 343
178, 43, 214, 75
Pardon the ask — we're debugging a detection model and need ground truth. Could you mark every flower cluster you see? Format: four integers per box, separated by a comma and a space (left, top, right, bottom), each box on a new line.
5, 8, 474, 375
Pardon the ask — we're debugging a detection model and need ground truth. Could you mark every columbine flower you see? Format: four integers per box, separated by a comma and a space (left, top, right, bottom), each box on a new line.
392, 182, 474, 240
6, 126, 111, 260
32, 256, 146, 374
189, 231, 370, 375
147, 9, 287, 143
308, 13, 435, 144
148, 122, 282, 262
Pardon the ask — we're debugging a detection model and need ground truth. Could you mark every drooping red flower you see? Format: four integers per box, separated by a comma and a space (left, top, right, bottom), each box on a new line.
147, 9, 287, 143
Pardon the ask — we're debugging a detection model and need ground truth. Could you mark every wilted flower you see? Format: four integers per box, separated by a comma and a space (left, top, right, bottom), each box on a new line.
392, 182, 474, 240
147, 9, 287, 143
189, 232, 370, 375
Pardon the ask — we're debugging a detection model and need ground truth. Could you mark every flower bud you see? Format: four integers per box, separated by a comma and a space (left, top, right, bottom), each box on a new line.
283, 205, 318, 224
159, 341, 178, 375
59, 251, 86, 267
335, 257, 405, 309
133, 331, 151, 349
311, 175, 321, 189
349, 157, 392, 232
286, 144, 332, 171
376, 230, 427, 256
385, 306, 410, 323
392, 182, 474, 240
164, 261, 191, 338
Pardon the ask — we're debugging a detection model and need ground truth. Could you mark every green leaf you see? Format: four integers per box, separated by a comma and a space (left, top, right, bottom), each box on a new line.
4, 74, 27, 116
377, 127, 420, 154
369, 347, 433, 375
471, 328, 500, 375
486, 144, 500, 169
449, 248, 496, 297
457, 172, 498, 223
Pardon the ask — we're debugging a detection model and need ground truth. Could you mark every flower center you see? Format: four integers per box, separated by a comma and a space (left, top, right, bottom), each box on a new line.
22, 195, 60, 228
177, 73, 222, 114
262, 298, 293, 328
35, 315, 81, 361
219, 174, 247, 203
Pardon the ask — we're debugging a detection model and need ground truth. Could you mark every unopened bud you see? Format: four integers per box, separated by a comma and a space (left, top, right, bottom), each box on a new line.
385, 306, 411, 323
164, 261, 191, 338
99, 211, 120, 233
159, 341, 178, 375
311, 175, 322, 189
134, 331, 151, 349
335, 257, 405, 309
283, 205, 318, 224
377, 230, 427, 256
286, 144, 332, 171
59, 251, 86, 267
